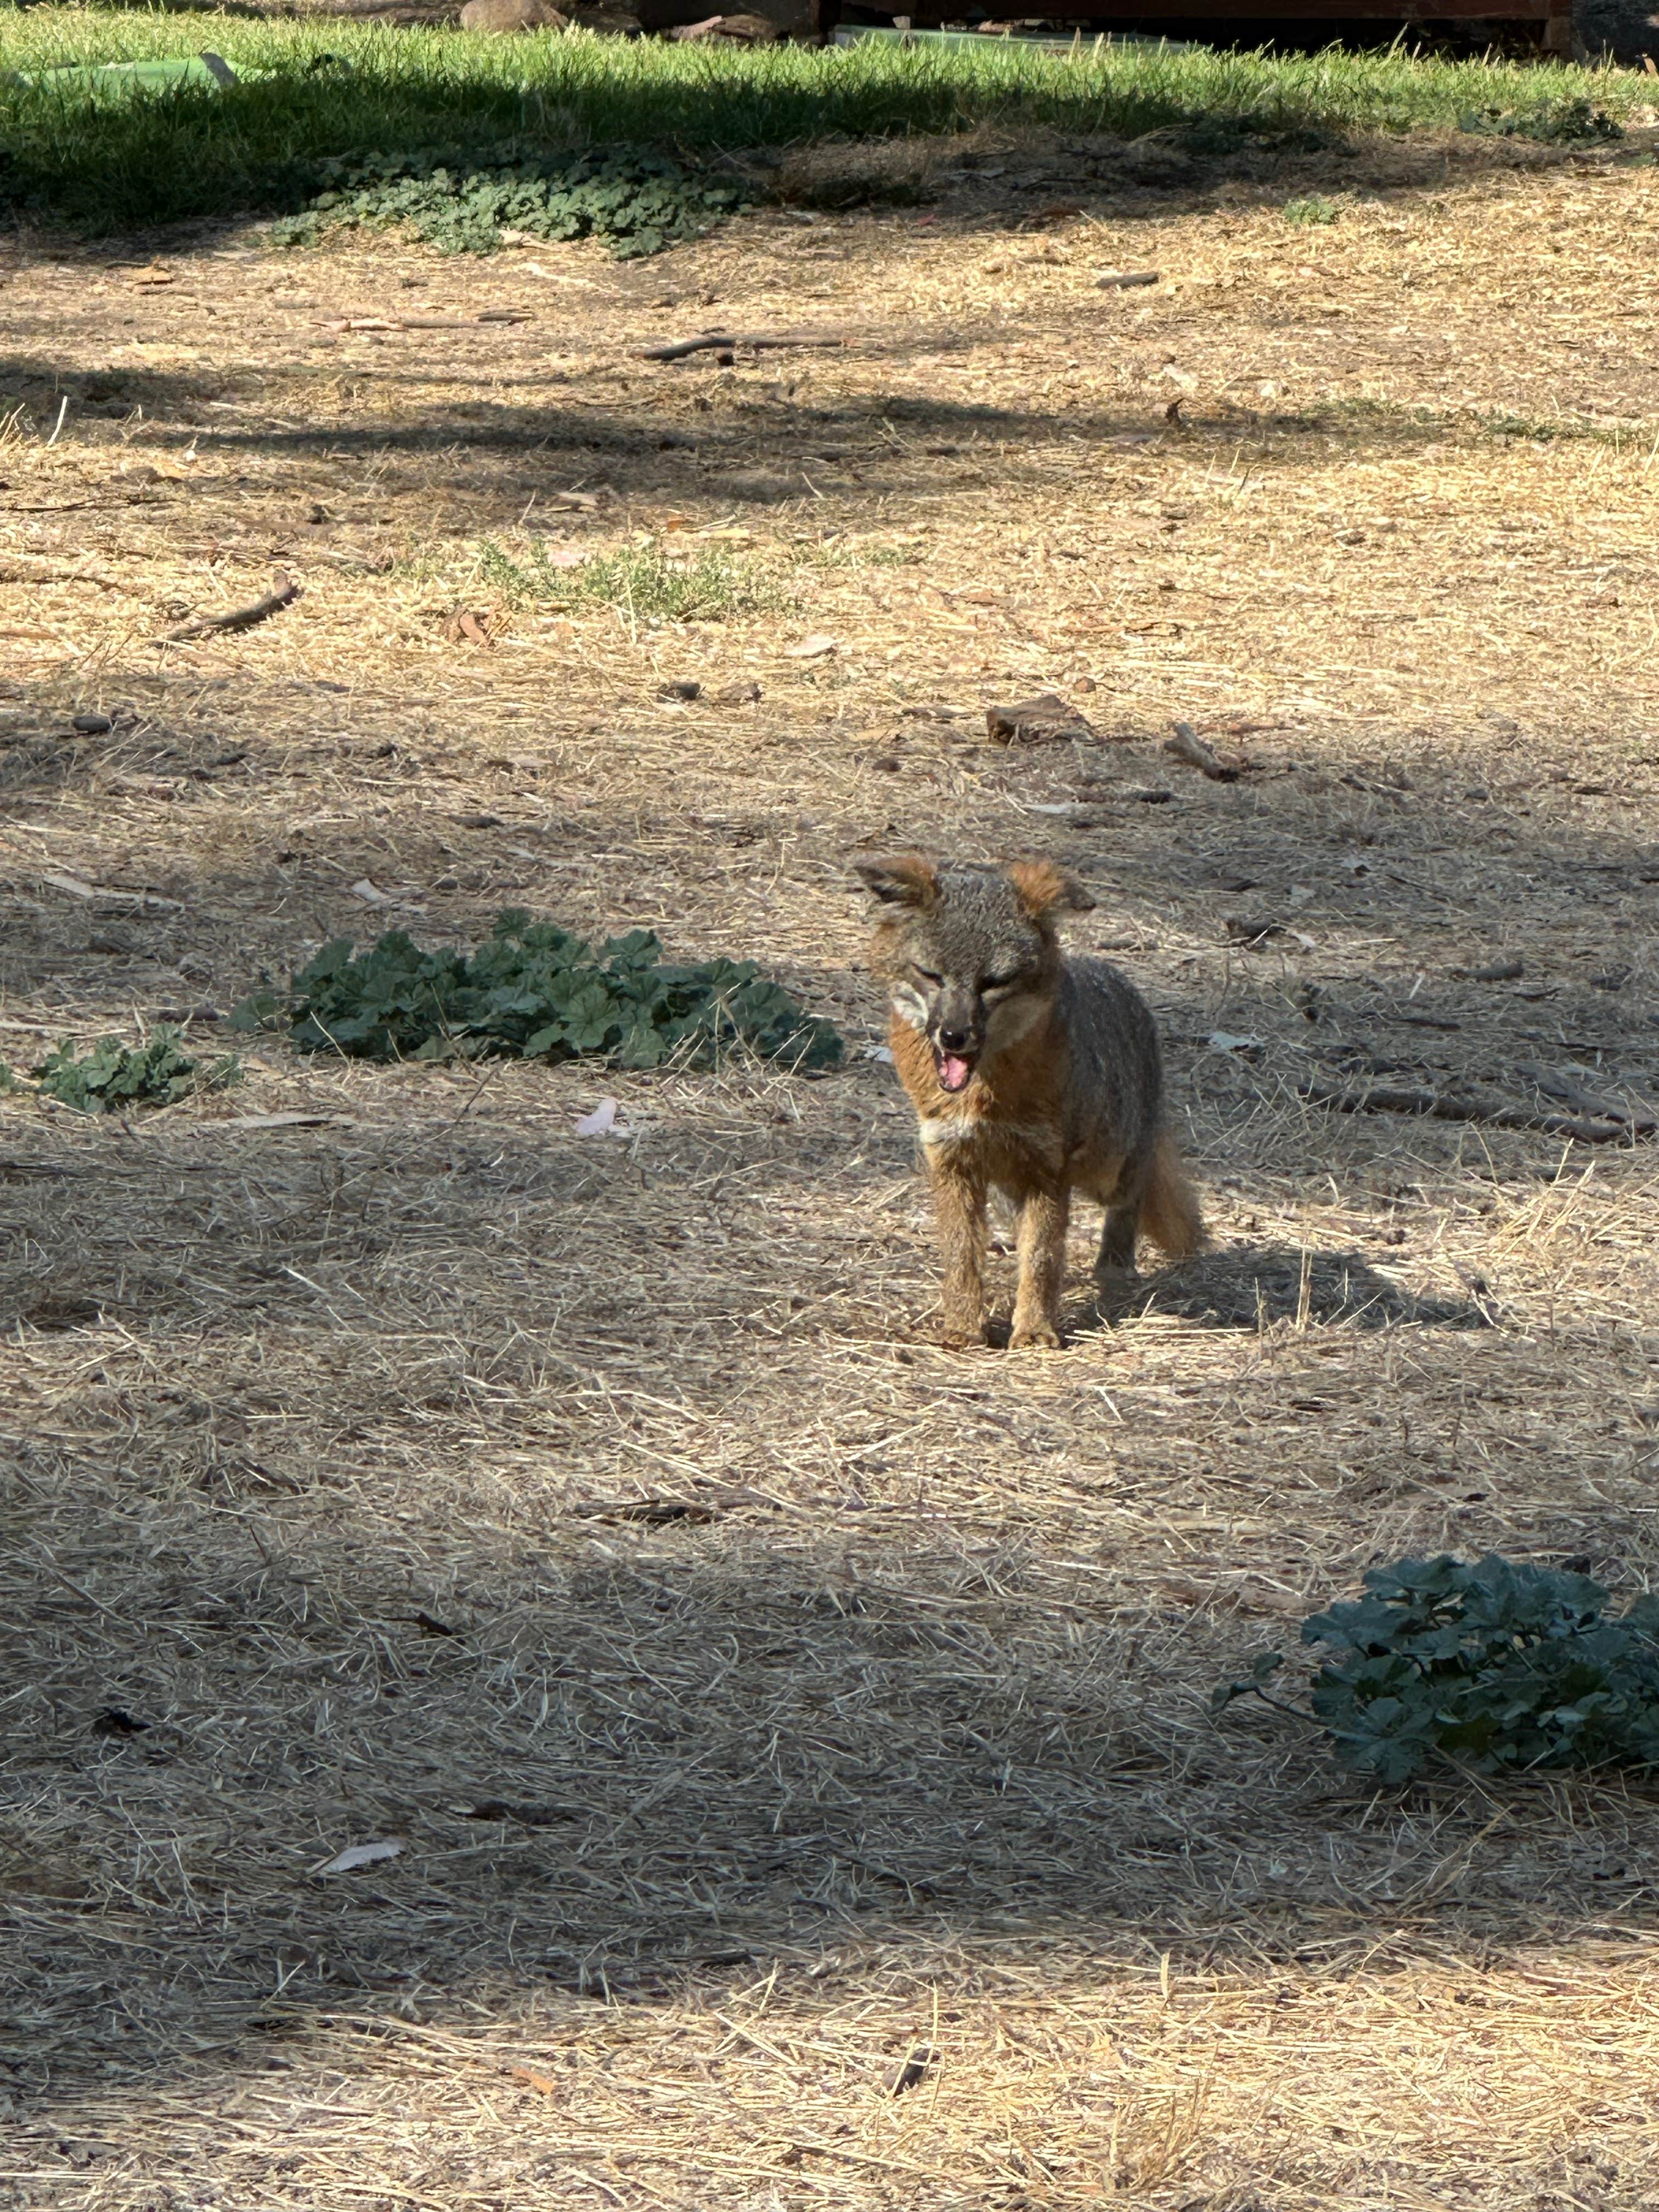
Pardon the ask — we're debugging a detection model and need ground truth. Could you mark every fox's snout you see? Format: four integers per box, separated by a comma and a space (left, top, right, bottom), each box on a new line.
929, 988, 982, 1058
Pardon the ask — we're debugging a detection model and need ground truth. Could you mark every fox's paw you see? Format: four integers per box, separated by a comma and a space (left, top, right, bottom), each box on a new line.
941, 1325, 989, 1351
1009, 1320, 1062, 1351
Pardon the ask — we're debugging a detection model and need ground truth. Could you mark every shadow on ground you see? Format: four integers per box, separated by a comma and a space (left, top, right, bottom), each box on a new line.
7, 1452, 1659, 2111
1088, 1240, 1482, 1334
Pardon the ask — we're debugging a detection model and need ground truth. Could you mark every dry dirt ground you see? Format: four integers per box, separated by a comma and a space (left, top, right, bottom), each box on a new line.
4, 122, 1659, 2212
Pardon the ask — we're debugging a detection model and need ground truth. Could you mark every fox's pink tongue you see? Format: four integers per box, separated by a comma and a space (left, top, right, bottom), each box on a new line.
940, 1054, 972, 1093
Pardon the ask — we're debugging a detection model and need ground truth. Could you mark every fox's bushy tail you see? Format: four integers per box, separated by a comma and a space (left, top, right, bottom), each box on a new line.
1142, 1131, 1206, 1260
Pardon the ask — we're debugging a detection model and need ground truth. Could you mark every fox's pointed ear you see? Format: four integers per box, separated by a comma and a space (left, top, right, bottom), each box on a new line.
856, 854, 939, 909
1007, 857, 1094, 920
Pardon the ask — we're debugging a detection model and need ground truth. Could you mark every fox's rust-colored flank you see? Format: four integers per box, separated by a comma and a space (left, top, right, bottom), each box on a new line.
857, 854, 1204, 1348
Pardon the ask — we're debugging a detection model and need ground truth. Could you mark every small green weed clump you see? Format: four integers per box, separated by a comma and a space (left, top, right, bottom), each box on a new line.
1215, 1552, 1659, 1783
234, 910, 843, 1071
30, 1028, 240, 1113
269, 147, 752, 258
1459, 96, 1624, 143
478, 541, 789, 622
1282, 193, 1339, 225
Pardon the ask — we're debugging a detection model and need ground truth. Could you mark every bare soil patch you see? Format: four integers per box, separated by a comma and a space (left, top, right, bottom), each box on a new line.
3, 133, 1659, 2211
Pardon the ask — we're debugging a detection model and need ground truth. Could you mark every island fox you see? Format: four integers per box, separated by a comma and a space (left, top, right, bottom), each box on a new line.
858, 852, 1204, 1348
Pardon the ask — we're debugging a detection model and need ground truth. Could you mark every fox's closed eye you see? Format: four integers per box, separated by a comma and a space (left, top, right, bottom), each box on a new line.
981, 972, 1021, 993
912, 966, 943, 986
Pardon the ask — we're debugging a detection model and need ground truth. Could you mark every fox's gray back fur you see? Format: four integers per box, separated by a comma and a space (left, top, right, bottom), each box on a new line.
1051, 955, 1164, 1165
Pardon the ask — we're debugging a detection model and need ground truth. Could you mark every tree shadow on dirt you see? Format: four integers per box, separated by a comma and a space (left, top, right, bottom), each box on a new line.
1084, 1240, 1482, 1335
6, 1443, 1659, 2121
0, 346, 1598, 507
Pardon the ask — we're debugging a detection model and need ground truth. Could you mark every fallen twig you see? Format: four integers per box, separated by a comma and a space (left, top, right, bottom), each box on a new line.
1164, 720, 1239, 781
316, 313, 532, 332
1514, 1061, 1656, 1133
161, 576, 301, 644
1097, 269, 1161, 289
636, 330, 847, 363
1301, 1077, 1637, 1146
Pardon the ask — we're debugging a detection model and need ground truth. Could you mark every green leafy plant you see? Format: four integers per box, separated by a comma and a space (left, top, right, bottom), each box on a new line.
1282, 193, 1339, 225
234, 910, 843, 1071
1458, 97, 1623, 144
268, 146, 753, 259
1212, 1553, 1659, 1784
31, 1027, 240, 1114
477, 540, 789, 622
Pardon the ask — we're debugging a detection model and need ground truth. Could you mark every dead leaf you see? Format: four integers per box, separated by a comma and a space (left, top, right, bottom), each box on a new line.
783, 635, 837, 659
350, 879, 392, 906
985, 693, 1098, 746
574, 1098, 633, 1138
715, 680, 762, 704
509, 2063, 563, 2095
443, 608, 495, 649
91, 1707, 151, 1738
316, 1839, 403, 1875
224, 1113, 351, 1130
884, 2044, 934, 2096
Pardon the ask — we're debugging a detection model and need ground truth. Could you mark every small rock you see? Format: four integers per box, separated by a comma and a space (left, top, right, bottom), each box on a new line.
459, 0, 568, 26
1471, 957, 1523, 983
715, 680, 763, 704
669, 9, 780, 37
656, 679, 702, 702
71, 713, 113, 735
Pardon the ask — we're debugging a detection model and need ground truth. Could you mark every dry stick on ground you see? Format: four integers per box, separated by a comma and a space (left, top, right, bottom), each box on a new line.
160, 576, 301, 645
635, 331, 847, 363
1301, 1078, 1638, 1146
1513, 1060, 1656, 1132
1165, 720, 1240, 782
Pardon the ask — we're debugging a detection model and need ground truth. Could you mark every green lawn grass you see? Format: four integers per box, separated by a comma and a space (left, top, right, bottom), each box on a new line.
0, 7, 1648, 235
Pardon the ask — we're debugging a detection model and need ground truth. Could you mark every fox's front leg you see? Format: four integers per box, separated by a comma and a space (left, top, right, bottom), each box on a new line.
926, 1156, 988, 1346
1011, 1186, 1070, 1349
